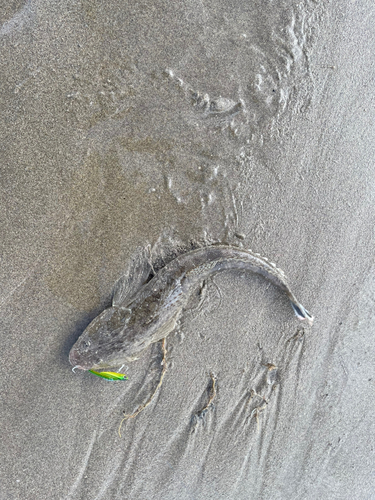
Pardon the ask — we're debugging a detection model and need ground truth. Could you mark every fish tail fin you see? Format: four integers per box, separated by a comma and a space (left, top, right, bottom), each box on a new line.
290, 301, 314, 325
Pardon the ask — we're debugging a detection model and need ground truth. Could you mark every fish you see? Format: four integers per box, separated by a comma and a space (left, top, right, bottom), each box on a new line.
69, 245, 313, 371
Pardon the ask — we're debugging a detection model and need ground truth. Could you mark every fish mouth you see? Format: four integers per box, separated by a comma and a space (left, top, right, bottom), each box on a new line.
69, 348, 90, 370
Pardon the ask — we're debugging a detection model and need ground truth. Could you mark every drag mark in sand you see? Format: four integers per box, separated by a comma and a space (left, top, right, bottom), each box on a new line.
66, 430, 97, 500
118, 338, 167, 437
191, 373, 217, 432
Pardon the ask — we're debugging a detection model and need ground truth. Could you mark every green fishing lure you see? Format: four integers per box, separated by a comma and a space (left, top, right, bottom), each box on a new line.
88, 370, 128, 381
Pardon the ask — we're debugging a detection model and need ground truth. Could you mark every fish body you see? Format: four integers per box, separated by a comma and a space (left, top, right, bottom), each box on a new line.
69, 245, 313, 371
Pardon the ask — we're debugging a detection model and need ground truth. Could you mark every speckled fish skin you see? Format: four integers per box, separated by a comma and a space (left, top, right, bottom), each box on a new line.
69, 245, 313, 370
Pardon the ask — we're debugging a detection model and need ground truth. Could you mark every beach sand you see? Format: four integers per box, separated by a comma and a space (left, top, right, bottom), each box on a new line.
1, 1, 374, 498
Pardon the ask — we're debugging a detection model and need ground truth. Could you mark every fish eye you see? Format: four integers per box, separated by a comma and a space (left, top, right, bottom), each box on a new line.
82, 340, 91, 350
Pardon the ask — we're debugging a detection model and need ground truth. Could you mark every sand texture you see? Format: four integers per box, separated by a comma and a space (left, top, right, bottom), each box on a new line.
1, 1, 375, 498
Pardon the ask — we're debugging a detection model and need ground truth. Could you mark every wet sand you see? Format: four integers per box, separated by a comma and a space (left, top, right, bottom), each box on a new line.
1, 1, 375, 498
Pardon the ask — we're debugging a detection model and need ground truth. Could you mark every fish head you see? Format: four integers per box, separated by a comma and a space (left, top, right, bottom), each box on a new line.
69, 306, 136, 370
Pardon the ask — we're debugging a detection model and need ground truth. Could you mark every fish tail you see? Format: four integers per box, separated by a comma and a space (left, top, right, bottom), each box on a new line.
290, 301, 314, 325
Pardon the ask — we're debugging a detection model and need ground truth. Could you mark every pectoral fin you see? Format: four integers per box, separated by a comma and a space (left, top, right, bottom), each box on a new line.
151, 314, 179, 343
113, 248, 153, 307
